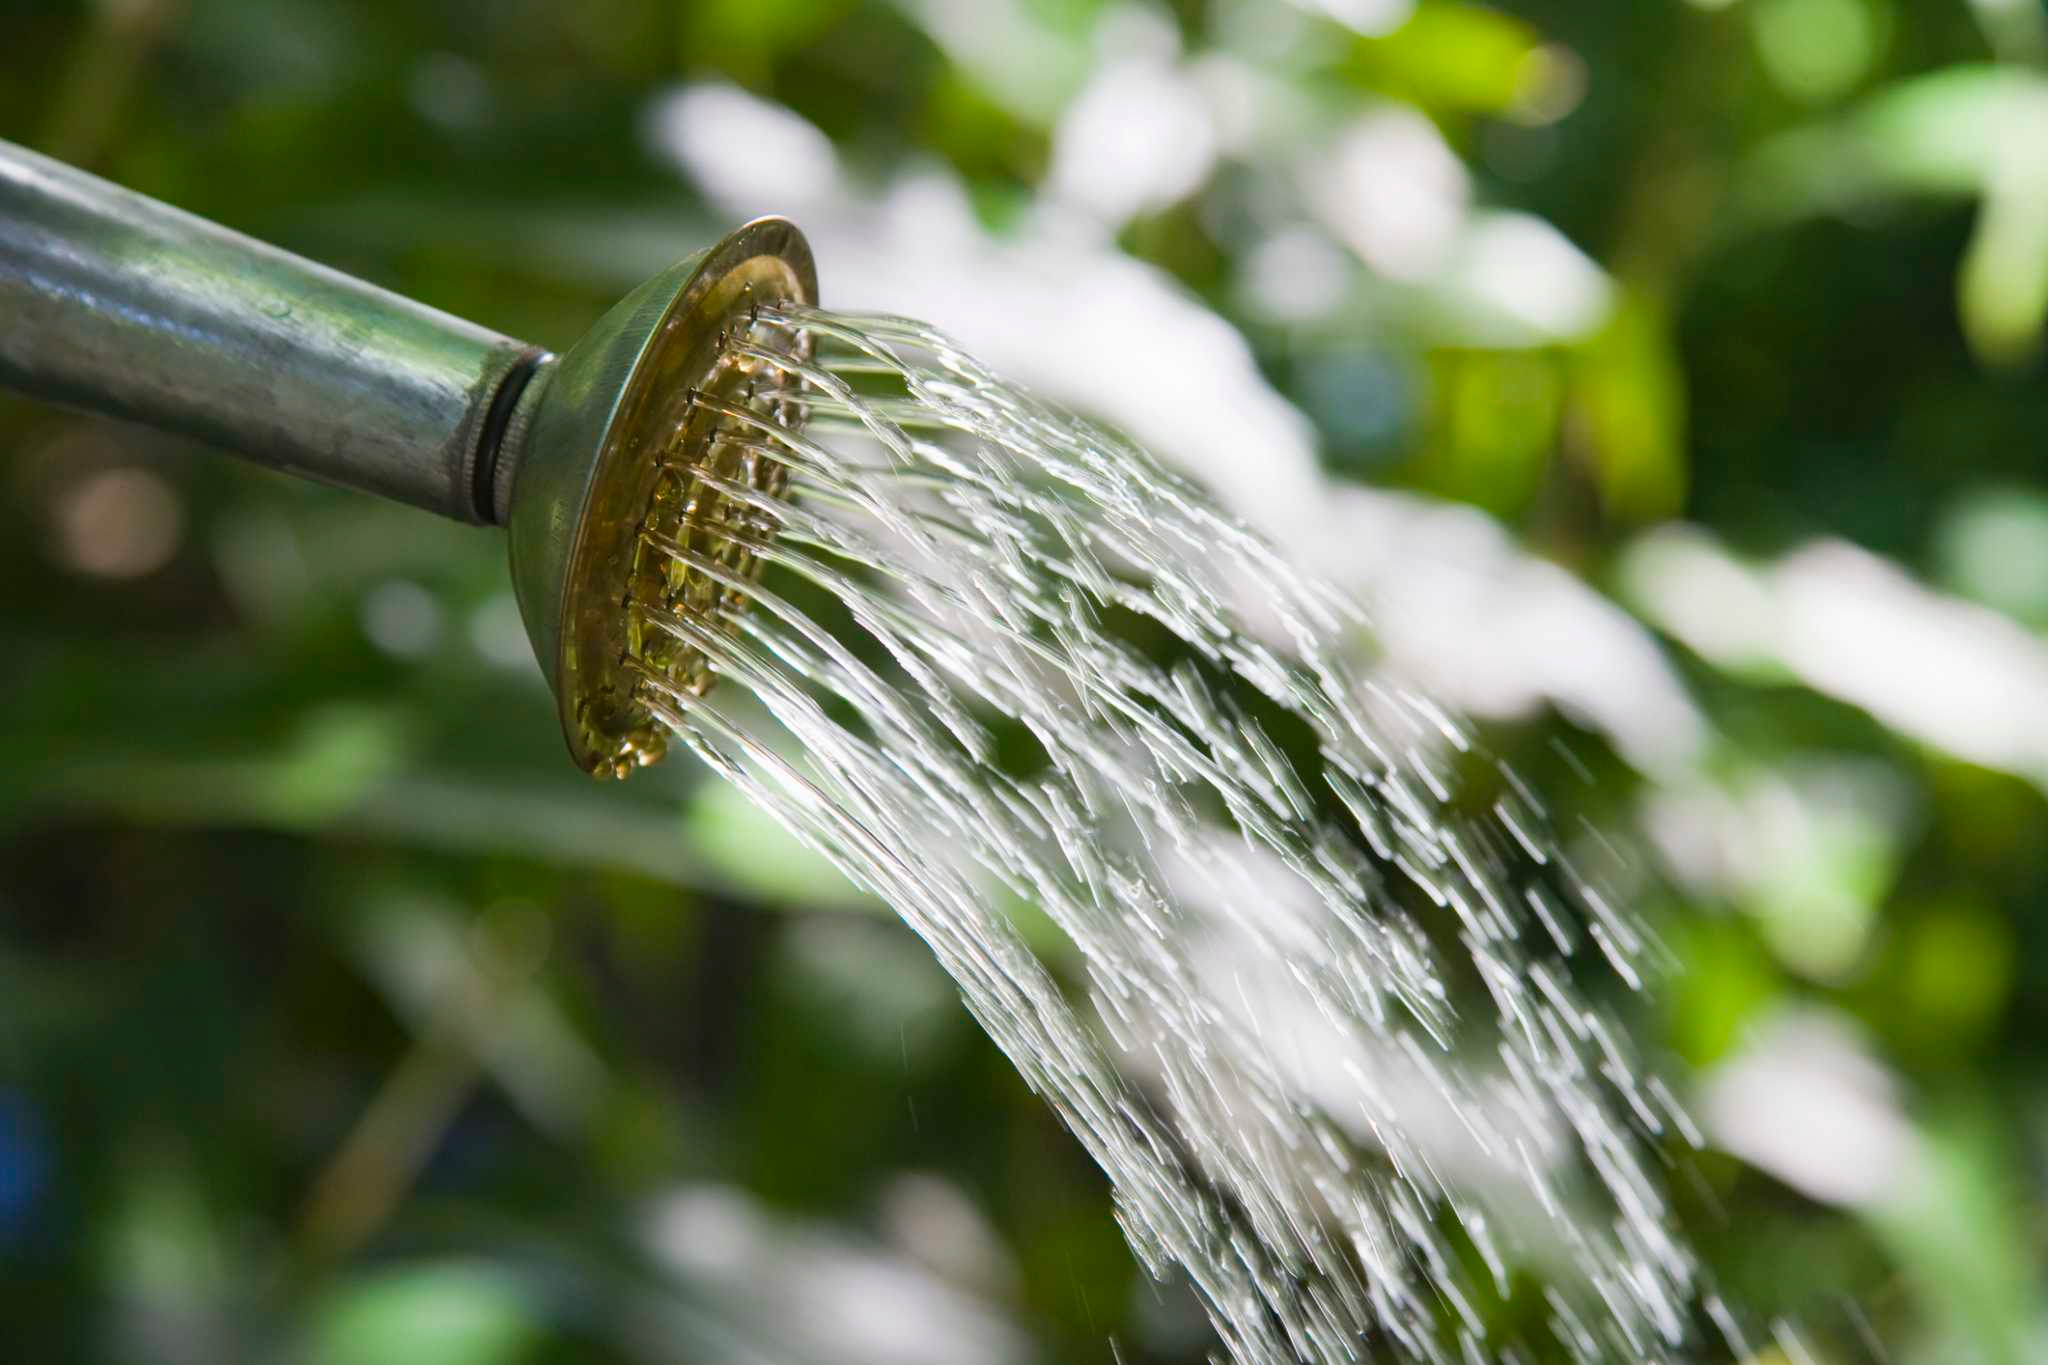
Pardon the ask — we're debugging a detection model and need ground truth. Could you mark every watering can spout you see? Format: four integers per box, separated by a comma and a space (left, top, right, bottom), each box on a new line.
0, 138, 545, 524
0, 138, 817, 776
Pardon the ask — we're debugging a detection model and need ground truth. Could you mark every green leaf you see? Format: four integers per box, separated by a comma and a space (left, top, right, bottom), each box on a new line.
306, 1263, 540, 1365
1408, 348, 1561, 517
1566, 288, 1688, 524
1867, 1105, 2038, 1365
1351, 3, 1547, 118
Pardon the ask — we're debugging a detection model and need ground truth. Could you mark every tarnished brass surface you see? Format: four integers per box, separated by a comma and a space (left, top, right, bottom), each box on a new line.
503, 219, 816, 777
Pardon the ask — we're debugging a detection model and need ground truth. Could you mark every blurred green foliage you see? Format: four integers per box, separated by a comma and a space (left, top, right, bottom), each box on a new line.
5, 0, 2048, 1362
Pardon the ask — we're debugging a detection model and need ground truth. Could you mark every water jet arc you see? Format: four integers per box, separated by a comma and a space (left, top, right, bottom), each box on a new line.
0, 139, 816, 776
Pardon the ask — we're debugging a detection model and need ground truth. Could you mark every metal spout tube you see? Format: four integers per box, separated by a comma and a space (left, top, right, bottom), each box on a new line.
0, 138, 819, 774
0, 138, 543, 524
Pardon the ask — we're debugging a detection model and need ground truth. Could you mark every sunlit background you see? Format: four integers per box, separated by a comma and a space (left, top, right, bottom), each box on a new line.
5, 0, 2048, 1360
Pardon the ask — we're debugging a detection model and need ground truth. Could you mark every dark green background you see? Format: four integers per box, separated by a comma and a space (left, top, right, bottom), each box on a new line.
4, 1, 2047, 1361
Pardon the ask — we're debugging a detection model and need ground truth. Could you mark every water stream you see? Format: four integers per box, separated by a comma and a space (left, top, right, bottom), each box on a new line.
629, 304, 1740, 1363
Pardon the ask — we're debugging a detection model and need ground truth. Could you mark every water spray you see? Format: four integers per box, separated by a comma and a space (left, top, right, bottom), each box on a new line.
0, 138, 814, 777
0, 139, 1731, 1362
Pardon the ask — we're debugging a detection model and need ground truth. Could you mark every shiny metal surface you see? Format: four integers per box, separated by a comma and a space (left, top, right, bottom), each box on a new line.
0, 138, 532, 522
0, 138, 818, 777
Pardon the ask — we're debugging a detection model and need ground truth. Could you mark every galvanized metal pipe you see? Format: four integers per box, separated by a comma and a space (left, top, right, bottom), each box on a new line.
0, 138, 546, 523
0, 138, 820, 773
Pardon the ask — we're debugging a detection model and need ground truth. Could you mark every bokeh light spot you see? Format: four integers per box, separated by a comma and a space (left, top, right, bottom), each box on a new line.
55, 466, 182, 579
